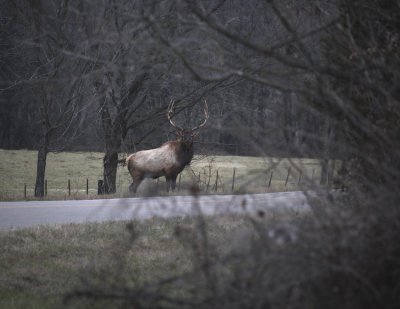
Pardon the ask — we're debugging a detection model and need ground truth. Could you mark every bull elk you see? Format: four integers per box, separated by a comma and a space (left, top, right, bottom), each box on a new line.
126, 99, 208, 193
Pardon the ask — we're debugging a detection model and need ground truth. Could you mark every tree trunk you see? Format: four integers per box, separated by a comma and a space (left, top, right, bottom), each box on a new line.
103, 149, 119, 194
100, 104, 122, 194
34, 135, 48, 197
320, 117, 334, 185
102, 117, 122, 194
328, 160, 336, 186
99, 73, 147, 194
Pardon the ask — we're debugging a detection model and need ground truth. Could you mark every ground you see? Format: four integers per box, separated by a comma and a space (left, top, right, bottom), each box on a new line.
0, 149, 326, 200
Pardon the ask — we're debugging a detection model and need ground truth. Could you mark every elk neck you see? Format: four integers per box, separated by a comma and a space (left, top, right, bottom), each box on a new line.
169, 139, 194, 166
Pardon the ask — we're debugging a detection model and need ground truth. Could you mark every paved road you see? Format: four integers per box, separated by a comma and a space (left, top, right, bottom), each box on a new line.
0, 191, 312, 230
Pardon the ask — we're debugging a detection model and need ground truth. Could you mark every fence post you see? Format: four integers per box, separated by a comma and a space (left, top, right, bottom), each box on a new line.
24, 183, 27, 199
231, 168, 236, 192
268, 171, 274, 188
285, 167, 291, 187
86, 179, 89, 195
68, 179, 71, 196
214, 170, 219, 192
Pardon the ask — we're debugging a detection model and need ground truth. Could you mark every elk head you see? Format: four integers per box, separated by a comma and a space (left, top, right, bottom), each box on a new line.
167, 99, 209, 149
126, 99, 208, 193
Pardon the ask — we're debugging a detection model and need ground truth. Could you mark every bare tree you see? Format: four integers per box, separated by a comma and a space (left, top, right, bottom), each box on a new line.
72, 1, 173, 194
6, 0, 90, 197
143, 0, 339, 158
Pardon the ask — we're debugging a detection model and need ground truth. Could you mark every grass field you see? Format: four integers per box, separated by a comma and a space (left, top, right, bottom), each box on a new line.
0, 149, 326, 200
0, 218, 193, 309
0, 211, 303, 309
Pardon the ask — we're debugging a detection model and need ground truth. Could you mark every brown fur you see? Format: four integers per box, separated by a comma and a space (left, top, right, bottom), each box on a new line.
126, 140, 194, 193
127, 99, 208, 193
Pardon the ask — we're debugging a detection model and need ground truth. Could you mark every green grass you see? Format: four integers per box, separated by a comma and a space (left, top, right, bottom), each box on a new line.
0, 149, 327, 200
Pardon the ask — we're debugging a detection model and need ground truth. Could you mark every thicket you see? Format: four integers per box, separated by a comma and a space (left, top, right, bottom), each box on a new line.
65, 1, 400, 308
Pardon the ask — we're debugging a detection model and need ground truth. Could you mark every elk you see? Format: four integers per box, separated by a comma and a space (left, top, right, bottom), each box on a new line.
126, 99, 208, 193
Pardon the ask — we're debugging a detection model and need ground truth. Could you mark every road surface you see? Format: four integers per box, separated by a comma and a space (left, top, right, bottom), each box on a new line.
0, 191, 312, 230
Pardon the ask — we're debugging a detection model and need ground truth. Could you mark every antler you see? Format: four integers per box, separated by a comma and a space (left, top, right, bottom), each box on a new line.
191, 99, 209, 132
167, 100, 184, 131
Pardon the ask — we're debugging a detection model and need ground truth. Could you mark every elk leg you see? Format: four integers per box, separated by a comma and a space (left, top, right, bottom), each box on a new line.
170, 176, 177, 192
166, 175, 178, 192
129, 183, 137, 193
165, 177, 172, 192
129, 173, 143, 194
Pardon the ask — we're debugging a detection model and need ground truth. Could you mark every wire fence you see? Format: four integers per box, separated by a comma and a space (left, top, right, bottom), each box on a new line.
11, 165, 337, 200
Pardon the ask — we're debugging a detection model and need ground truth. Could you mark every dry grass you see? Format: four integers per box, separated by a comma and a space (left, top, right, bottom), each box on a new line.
0, 212, 301, 309
0, 219, 182, 308
0, 150, 104, 200
1, 189, 398, 309
0, 149, 325, 200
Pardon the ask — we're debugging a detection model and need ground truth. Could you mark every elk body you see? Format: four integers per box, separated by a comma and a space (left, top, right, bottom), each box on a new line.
126, 100, 208, 193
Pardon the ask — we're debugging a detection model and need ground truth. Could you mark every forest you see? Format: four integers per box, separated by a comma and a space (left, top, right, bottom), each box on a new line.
1, 0, 399, 197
